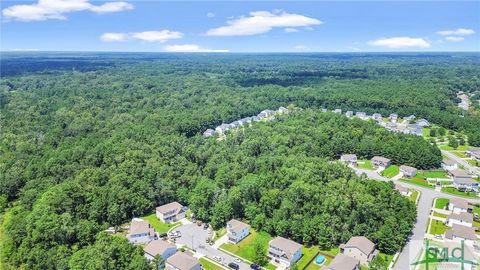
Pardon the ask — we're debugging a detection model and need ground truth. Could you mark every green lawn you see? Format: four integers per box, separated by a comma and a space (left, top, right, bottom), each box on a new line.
417, 170, 448, 179
429, 219, 449, 235
141, 213, 180, 233
441, 187, 478, 198
220, 229, 273, 267
410, 190, 420, 204
214, 227, 227, 241
439, 144, 470, 151
381, 165, 399, 178
467, 159, 479, 167
434, 198, 449, 210
200, 258, 225, 270
432, 211, 448, 218
358, 160, 374, 170
304, 247, 339, 270
474, 206, 480, 217
297, 246, 320, 270
400, 178, 433, 189
452, 151, 468, 158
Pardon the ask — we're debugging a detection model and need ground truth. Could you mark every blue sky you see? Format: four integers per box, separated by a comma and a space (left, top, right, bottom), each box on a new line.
1, 1, 479, 52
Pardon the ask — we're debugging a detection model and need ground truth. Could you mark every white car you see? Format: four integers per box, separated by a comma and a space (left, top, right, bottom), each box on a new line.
213, 256, 222, 262
234, 258, 241, 263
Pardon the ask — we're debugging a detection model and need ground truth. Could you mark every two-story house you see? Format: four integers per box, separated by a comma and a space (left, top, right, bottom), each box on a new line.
156, 202, 186, 223
444, 224, 477, 246
400, 165, 417, 178
144, 240, 177, 262
340, 154, 358, 166
339, 236, 378, 265
127, 218, 156, 244
227, 219, 250, 244
268, 236, 303, 266
442, 160, 458, 171
165, 252, 201, 270
322, 254, 360, 270
371, 156, 391, 169
448, 198, 472, 214
446, 212, 473, 228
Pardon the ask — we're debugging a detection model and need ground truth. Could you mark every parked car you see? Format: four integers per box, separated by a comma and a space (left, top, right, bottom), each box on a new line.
203, 223, 209, 230
250, 264, 261, 270
234, 258, 241, 263
196, 220, 202, 226
158, 233, 167, 239
213, 256, 221, 262
228, 262, 239, 270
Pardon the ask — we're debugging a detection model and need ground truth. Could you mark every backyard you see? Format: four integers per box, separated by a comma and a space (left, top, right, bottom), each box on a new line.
141, 213, 180, 233
441, 187, 478, 198
429, 219, 449, 235
357, 160, 374, 170
381, 165, 399, 178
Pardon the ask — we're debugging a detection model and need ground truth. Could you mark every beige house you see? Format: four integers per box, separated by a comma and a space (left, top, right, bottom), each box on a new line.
442, 160, 458, 171
400, 165, 417, 177
339, 236, 378, 265
448, 198, 472, 214
144, 240, 177, 261
268, 236, 303, 266
371, 156, 391, 169
156, 202, 186, 223
446, 212, 473, 228
127, 218, 156, 244
395, 184, 411, 197
165, 252, 201, 270
322, 253, 360, 270
445, 224, 477, 246
340, 154, 358, 166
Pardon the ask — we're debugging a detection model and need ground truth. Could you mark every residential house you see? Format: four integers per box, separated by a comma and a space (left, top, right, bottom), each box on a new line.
400, 165, 417, 177
453, 177, 478, 192
144, 240, 177, 261
448, 198, 472, 214
127, 218, 156, 244
442, 160, 458, 171
345, 111, 354, 118
445, 224, 477, 246
156, 202, 186, 223
227, 219, 250, 244
395, 184, 411, 196
407, 124, 423, 136
215, 123, 231, 134
416, 119, 430, 127
333, 109, 342, 114
371, 156, 391, 169
322, 253, 360, 270
389, 113, 398, 122
278, 106, 289, 114
404, 115, 416, 122
467, 148, 480, 161
203, 129, 215, 137
372, 113, 382, 121
356, 112, 367, 120
449, 169, 472, 180
340, 154, 358, 166
339, 236, 378, 265
258, 109, 275, 119
165, 252, 201, 270
446, 212, 473, 228
268, 236, 303, 266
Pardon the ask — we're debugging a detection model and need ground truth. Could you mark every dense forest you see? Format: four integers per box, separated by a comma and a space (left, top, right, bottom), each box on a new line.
0, 52, 478, 269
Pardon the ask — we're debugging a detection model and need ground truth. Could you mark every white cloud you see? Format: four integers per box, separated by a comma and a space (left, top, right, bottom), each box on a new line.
2, 0, 133, 22
100, 32, 128, 42
368, 37, 431, 49
207, 12, 215, 18
284, 27, 299, 33
205, 10, 322, 36
100, 30, 183, 43
445, 36, 465, 42
436, 28, 475, 36
163, 44, 228, 53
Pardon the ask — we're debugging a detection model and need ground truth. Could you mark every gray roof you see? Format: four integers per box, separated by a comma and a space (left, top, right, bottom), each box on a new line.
448, 212, 473, 223
400, 165, 417, 174
395, 184, 409, 193
270, 236, 302, 258
450, 169, 471, 178
129, 218, 155, 236
166, 252, 199, 270
356, 112, 366, 116
454, 176, 476, 185
156, 202, 184, 215
342, 236, 375, 255
324, 253, 359, 270
450, 198, 470, 209
445, 224, 476, 240
390, 113, 398, 118
227, 219, 249, 234
144, 240, 177, 257
341, 154, 357, 161
372, 156, 391, 163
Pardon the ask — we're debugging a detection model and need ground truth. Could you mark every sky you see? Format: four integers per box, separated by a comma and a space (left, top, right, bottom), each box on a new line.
1, 1, 479, 52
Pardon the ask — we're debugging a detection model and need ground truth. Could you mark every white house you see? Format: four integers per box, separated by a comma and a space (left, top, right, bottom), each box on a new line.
442, 160, 458, 171
268, 236, 303, 266
416, 119, 430, 127
446, 212, 473, 228
215, 123, 231, 134
156, 202, 186, 223
453, 177, 478, 192
227, 219, 250, 244
389, 113, 398, 122
400, 165, 417, 177
372, 113, 382, 121
333, 109, 342, 114
339, 236, 378, 265
127, 218, 156, 244
467, 148, 480, 161
395, 184, 411, 197
340, 154, 358, 166
371, 156, 391, 169
166, 252, 201, 270
448, 198, 472, 214
346, 111, 354, 118
322, 254, 360, 270
144, 240, 177, 261
355, 112, 367, 120
444, 224, 477, 246
203, 129, 215, 137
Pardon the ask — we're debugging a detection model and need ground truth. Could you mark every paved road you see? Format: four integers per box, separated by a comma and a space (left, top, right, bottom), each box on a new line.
175, 223, 250, 270
354, 168, 480, 270
442, 150, 480, 176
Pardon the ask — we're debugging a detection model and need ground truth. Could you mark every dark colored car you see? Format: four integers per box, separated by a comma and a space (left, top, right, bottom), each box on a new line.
158, 233, 167, 238
250, 263, 261, 270
203, 223, 209, 230
228, 263, 239, 270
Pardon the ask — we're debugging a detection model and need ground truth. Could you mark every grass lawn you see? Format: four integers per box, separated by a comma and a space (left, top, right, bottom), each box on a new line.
297, 246, 320, 270
432, 211, 448, 219
141, 213, 180, 233
474, 206, 480, 217
220, 229, 273, 266
417, 170, 448, 179
400, 178, 433, 189
214, 227, 227, 241
467, 159, 479, 167
410, 190, 420, 204
304, 247, 339, 270
434, 198, 449, 210
429, 220, 449, 235
439, 144, 470, 151
357, 160, 374, 170
451, 151, 468, 158
381, 165, 399, 178
200, 258, 225, 270
441, 187, 478, 198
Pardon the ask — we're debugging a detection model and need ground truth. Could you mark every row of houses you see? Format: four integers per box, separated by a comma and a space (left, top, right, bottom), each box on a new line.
441, 198, 477, 247
331, 108, 430, 128
203, 106, 290, 137
145, 241, 201, 270
467, 148, 480, 161
340, 154, 418, 177
441, 160, 479, 192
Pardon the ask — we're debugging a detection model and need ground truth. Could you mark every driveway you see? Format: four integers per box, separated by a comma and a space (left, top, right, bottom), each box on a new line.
354, 168, 480, 270
175, 223, 251, 270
